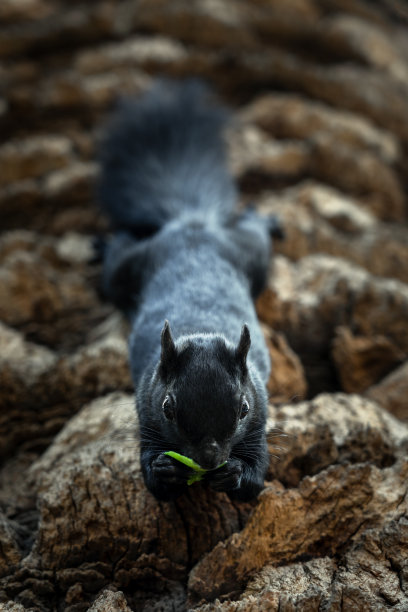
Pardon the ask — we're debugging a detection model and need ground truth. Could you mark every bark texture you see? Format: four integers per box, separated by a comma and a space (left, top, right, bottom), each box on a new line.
1, 0, 408, 610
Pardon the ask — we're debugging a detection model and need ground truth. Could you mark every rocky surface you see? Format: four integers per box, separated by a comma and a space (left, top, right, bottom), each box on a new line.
1, 0, 408, 610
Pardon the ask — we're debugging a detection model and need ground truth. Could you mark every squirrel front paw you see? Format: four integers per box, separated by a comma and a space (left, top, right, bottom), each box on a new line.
151, 454, 191, 487
206, 458, 243, 492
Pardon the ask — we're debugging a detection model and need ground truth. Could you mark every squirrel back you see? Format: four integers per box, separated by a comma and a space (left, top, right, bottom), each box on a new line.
98, 80, 274, 502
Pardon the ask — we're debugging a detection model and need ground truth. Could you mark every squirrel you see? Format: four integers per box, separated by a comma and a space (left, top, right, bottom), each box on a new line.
98, 80, 279, 501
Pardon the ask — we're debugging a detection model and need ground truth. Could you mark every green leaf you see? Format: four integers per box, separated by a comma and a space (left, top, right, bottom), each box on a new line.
164, 451, 227, 486
164, 451, 203, 472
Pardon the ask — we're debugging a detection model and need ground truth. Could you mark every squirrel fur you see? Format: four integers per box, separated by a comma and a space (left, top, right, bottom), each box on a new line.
98, 80, 275, 501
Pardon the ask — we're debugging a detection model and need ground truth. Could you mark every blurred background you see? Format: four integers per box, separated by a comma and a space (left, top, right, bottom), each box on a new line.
2, 0, 408, 408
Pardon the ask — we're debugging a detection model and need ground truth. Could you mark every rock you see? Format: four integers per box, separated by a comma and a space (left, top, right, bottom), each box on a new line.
0, 321, 56, 387
0, 163, 101, 233
0, 0, 52, 24
188, 458, 408, 604
0, 246, 98, 336
134, 0, 260, 50
195, 520, 408, 611
308, 133, 404, 220
44, 163, 100, 234
0, 319, 132, 462
227, 124, 309, 182
322, 14, 408, 83
4, 394, 254, 610
28, 393, 137, 484
43, 162, 97, 203
267, 393, 406, 486
23, 70, 151, 114
0, 322, 57, 459
332, 326, 405, 393
87, 590, 132, 612
74, 36, 188, 74
189, 393, 408, 603
257, 252, 408, 409
258, 183, 408, 283
0, 4, 116, 58
366, 361, 408, 421
257, 254, 408, 355
0, 514, 22, 578
0, 136, 73, 187
240, 93, 399, 164
0, 603, 27, 612
264, 327, 307, 403
232, 116, 404, 220
237, 48, 408, 142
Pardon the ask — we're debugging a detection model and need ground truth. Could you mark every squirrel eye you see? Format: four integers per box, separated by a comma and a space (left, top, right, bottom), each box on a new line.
240, 398, 250, 419
162, 394, 175, 421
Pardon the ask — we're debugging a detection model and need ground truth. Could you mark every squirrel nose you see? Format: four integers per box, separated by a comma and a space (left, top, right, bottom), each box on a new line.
199, 440, 221, 470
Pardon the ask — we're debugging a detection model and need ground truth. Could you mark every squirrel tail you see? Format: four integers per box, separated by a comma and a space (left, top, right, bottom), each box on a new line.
98, 79, 237, 233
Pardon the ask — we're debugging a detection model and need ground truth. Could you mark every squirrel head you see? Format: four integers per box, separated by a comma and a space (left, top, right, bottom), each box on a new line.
154, 320, 256, 470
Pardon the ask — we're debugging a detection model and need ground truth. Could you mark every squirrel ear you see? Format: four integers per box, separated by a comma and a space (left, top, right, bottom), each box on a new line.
236, 324, 251, 375
160, 320, 177, 377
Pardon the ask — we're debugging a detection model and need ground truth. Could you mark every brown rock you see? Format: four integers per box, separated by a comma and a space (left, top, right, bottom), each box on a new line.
74, 36, 188, 75
232, 113, 404, 220
227, 124, 309, 182
135, 0, 260, 50
366, 361, 408, 421
322, 14, 408, 83
240, 93, 399, 164
0, 321, 56, 387
0, 514, 22, 578
308, 134, 404, 221
28, 393, 137, 484
264, 327, 307, 403
0, 4, 116, 58
10, 394, 253, 609
191, 391, 408, 608
238, 49, 408, 143
267, 393, 405, 486
29, 70, 151, 113
0, 181, 43, 232
257, 254, 408, 355
0, 163, 101, 233
332, 326, 405, 393
258, 182, 408, 283
87, 590, 132, 612
0, 323, 58, 460
241, 557, 337, 612
317, 0, 391, 25
0, 136, 73, 187
188, 459, 408, 604
196, 517, 408, 611
0, 248, 98, 333
0, 318, 132, 461
0, 603, 27, 612
0, 0, 53, 24
301, 61, 408, 143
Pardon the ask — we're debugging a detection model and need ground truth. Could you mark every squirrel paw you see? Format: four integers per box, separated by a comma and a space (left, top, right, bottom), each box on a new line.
151, 454, 190, 487
207, 458, 243, 492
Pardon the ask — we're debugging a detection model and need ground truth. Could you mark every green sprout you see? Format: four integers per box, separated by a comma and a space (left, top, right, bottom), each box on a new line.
164, 451, 227, 485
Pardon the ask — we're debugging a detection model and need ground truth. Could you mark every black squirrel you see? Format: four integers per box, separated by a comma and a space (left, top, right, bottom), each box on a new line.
98, 80, 279, 501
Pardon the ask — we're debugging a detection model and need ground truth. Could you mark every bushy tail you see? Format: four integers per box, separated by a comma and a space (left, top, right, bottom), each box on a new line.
98, 79, 237, 233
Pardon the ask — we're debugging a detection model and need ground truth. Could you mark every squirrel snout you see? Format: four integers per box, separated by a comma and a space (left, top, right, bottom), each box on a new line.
197, 440, 223, 470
